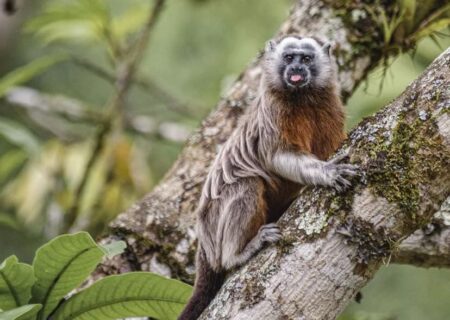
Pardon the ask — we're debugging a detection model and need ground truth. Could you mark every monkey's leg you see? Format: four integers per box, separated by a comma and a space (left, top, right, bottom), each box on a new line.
219, 180, 281, 270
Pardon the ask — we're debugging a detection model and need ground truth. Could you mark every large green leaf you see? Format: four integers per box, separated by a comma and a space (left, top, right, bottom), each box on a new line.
0, 256, 35, 311
52, 272, 193, 320
100, 240, 127, 258
31, 232, 124, 320
0, 304, 42, 320
0, 54, 67, 98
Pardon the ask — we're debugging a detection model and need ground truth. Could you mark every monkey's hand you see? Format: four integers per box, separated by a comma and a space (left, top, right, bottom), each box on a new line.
322, 151, 359, 192
323, 162, 359, 192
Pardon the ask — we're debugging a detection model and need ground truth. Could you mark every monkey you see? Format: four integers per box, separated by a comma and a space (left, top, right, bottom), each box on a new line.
178, 35, 358, 320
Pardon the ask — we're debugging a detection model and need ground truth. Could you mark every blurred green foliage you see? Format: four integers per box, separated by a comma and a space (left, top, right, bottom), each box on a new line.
0, 1, 449, 319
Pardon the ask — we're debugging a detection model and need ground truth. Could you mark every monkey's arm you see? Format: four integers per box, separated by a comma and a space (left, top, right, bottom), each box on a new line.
270, 152, 357, 191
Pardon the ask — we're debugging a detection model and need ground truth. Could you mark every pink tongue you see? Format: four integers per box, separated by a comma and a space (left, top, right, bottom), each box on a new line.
290, 74, 302, 82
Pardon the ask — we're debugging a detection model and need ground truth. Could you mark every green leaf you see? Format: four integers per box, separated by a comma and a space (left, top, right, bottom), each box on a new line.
52, 272, 193, 320
0, 304, 42, 320
0, 256, 35, 311
0, 120, 40, 154
414, 18, 450, 41
0, 54, 68, 98
31, 232, 105, 320
100, 240, 126, 258
26, 0, 109, 45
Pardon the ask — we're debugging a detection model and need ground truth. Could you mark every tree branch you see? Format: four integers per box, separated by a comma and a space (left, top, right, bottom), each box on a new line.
393, 196, 450, 268
197, 48, 450, 320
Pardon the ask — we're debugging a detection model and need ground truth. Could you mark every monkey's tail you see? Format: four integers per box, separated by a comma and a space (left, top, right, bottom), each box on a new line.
178, 247, 226, 320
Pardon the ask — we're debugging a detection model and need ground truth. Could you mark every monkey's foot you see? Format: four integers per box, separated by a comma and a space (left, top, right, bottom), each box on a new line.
258, 223, 282, 244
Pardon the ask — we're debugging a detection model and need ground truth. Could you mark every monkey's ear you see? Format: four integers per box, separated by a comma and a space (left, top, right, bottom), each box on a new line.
265, 40, 276, 53
322, 42, 332, 56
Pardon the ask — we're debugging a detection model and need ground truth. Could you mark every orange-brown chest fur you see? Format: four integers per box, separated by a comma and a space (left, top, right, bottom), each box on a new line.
279, 94, 345, 160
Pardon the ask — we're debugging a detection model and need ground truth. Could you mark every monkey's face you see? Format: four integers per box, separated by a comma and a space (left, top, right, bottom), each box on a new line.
281, 50, 315, 88
264, 36, 333, 92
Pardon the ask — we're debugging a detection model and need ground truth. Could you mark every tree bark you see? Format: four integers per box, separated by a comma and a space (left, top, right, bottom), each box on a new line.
196, 48, 450, 320
95, 0, 450, 284
394, 197, 450, 268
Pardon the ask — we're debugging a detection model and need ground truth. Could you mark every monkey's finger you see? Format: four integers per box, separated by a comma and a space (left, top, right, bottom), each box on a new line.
337, 163, 358, 170
340, 169, 359, 177
336, 176, 351, 190
261, 227, 281, 235
329, 154, 347, 164
263, 233, 282, 243
338, 176, 351, 185
333, 184, 343, 192
329, 148, 351, 164
260, 223, 278, 231
260, 228, 282, 244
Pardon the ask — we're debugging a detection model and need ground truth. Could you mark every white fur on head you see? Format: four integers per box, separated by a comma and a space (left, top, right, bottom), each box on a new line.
263, 36, 335, 89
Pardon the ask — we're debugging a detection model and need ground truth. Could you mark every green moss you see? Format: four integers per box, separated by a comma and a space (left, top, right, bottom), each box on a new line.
367, 121, 420, 214
325, 191, 356, 221
359, 113, 447, 226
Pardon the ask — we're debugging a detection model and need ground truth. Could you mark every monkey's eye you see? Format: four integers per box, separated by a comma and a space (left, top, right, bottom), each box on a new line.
284, 55, 294, 63
302, 56, 312, 64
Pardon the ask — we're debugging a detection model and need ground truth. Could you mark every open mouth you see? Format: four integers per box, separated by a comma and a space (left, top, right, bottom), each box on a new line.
290, 74, 303, 83
287, 73, 307, 86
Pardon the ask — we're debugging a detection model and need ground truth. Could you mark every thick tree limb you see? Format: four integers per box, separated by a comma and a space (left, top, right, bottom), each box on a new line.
197, 48, 450, 320
394, 197, 450, 268
95, 0, 450, 283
